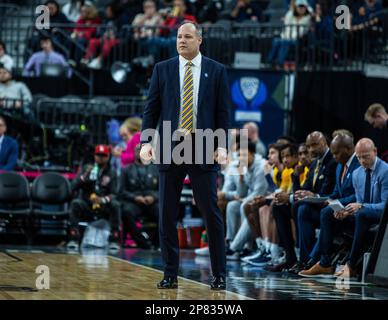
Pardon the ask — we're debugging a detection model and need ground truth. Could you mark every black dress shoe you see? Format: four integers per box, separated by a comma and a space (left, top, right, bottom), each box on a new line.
210, 276, 226, 290
285, 261, 305, 274
264, 261, 295, 272
157, 276, 178, 289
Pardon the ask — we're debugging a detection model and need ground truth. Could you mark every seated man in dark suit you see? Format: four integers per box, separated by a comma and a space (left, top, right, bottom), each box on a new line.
0, 116, 18, 171
334, 138, 388, 278
119, 144, 158, 249
266, 131, 337, 273
299, 133, 361, 277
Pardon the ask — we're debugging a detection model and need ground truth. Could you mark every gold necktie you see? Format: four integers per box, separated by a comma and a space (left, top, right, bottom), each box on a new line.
313, 159, 321, 188
179, 61, 194, 134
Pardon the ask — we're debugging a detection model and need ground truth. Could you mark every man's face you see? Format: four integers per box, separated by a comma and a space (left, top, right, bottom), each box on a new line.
47, 3, 58, 16
356, 147, 377, 169
120, 127, 131, 143
296, 5, 307, 16
369, 113, 387, 129
238, 150, 254, 167
94, 154, 109, 166
330, 143, 351, 165
281, 148, 298, 169
0, 68, 11, 83
174, 0, 186, 14
176, 24, 202, 59
298, 145, 310, 167
242, 124, 257, 141
41, 39, 52, 52
0, 120, 6, 136
267, 148, 279, 165
306, 135, 326, 159
144, 1, 156, 16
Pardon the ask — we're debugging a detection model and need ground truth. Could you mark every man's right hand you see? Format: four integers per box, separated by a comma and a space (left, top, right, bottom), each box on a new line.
135, 196, 146, 204
140, 143, 154, 164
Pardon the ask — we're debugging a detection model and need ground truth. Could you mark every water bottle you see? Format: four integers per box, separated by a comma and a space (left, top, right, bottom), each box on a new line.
90, 163, 99, 181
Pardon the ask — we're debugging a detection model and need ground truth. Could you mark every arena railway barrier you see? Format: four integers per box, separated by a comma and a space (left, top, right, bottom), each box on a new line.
33, 97, 145, 145
9, 9, 388, 78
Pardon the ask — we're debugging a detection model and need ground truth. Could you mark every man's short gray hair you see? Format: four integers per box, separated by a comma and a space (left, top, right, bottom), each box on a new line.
178, 21, 202, 37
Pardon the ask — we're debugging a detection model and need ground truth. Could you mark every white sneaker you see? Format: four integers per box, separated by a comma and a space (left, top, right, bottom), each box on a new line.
88, 57, 102, 69
194, 246, 209, 256
241, 250, 263, 263
109, 242, 120, 252
66, 240, 79, 251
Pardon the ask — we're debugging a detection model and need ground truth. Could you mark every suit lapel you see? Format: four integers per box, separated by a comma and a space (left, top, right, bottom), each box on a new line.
198, 56, 208, 115
171, 57, 180, 129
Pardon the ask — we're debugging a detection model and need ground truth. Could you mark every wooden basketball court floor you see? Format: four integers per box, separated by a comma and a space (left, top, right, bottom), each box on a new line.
1, 246, 388, 300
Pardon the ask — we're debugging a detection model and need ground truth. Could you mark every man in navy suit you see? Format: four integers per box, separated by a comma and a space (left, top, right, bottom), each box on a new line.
334, 138, 388, 278
140, 22, 230, 290
299, 133, 361, 277
0, 116, 18, 171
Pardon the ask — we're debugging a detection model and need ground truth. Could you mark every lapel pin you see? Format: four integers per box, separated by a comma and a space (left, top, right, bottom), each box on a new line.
204, 73, 208, 78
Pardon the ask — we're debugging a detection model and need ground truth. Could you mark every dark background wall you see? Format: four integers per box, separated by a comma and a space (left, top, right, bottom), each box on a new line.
291, 71, 388, 159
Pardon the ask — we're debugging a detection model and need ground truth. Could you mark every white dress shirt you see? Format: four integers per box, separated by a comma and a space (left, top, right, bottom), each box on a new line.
178, 52, 201, 131
0, 134, 4, 154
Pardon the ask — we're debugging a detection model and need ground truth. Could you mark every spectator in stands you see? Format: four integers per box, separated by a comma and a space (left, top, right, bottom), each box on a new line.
67, 144, 121, 251
71, 3, 102, 64
45, 0, 72, 25
62, 0, 88, 22
132, 0, 163, 40
119, 144, 158, 249
0, 40, 14, 71
23, 37, 72, 78
82, 2, 125, 69
148, 0, 197, 61
242, 121, 267, 157
162, 0, 197, 34
299, 133, 361, 277
0, 116, 19, 171
305, 0, 334, 63
335, 138, 388, 278
349, 0, 383, 58
266, 131, 337, 273
267, 0, 312, 68
0, 65, 35, 122
225, 141, 268, 261
229, 0, 261, 22
29, 1, 71, 54
112, 117, 142, 167
191, 0, 224, 24
364, 103, 388, 162
351, 0, 383, 30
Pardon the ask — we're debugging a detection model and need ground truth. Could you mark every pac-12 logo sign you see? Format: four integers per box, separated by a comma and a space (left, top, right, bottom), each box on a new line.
231, 77, 267, 111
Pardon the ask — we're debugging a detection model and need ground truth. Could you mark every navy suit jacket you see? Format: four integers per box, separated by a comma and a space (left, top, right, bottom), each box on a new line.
329, 155, 360, 206
302, 150, 337, 196
141, 55, 231, 171
0, 136, 18, 171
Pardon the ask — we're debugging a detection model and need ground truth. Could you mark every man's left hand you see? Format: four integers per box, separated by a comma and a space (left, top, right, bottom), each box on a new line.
144, 196, 155, 205
274, 191, 289, 205
345, 203, 362, 215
